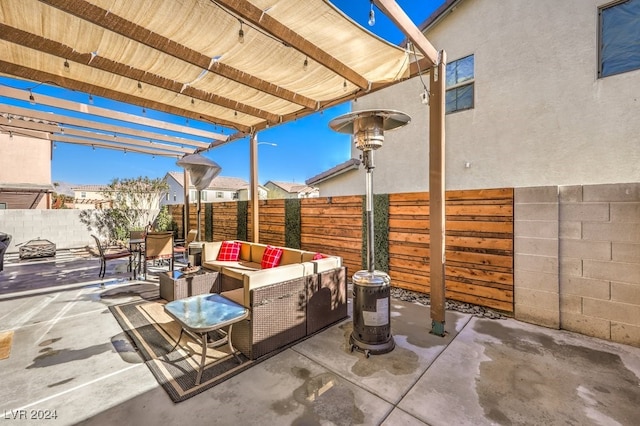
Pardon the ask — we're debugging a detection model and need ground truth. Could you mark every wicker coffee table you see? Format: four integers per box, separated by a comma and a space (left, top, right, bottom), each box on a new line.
159, 269, 220, 301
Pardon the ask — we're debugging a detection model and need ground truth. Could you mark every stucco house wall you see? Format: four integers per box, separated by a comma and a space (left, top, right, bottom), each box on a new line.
0, 133, 51, 209
319, 0, 639, 196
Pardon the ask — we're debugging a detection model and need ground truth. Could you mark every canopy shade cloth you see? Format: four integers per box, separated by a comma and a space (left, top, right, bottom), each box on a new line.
0, 0, 426, 152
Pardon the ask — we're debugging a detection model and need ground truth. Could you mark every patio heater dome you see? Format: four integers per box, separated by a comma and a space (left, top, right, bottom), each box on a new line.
329, 109, 410, 151
329, 109, 410, 358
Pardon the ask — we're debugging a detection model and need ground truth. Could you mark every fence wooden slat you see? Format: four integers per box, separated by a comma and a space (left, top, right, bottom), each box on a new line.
170, 187, 514, 313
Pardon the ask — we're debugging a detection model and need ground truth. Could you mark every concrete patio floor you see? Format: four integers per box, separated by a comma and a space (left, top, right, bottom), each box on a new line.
1, 253, 639, 425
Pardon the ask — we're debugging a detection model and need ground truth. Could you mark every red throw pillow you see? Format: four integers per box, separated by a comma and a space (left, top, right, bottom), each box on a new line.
261, 245, 283, 269
313, 253, 326, 260
217, 241, 241, 261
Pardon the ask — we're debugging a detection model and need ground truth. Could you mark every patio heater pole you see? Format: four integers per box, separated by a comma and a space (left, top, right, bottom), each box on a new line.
177, 154, 221, 264
330, 109, 410, 357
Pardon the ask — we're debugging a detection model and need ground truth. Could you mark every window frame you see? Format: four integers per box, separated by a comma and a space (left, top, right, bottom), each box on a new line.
445, 54, 475, 114
598, 0, 640, 78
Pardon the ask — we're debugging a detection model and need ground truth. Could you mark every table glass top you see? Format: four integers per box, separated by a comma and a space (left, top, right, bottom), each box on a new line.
164, 293, 247, 331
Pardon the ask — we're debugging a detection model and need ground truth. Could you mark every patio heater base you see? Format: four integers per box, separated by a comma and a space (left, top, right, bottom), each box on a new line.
349, 270, 395, 358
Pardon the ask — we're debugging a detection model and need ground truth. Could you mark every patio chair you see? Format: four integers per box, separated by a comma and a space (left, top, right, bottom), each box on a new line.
143, 231, 175, 276
173, 229, 197, 262
91, 234, 132, 279
0, 232, 11, 272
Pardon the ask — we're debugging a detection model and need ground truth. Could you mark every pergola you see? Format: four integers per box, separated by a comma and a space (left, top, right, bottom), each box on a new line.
0, 0, 448, 334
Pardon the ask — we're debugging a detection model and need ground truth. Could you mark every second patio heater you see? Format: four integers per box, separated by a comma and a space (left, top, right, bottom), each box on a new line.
177, 154, 221, 264
329, 109, 411, 357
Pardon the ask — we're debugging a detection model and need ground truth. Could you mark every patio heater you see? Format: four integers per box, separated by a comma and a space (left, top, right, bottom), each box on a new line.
176, 154, 221, 265
329, 109, 411, 357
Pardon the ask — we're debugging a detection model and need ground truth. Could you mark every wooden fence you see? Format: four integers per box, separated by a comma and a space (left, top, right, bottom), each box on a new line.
168, 188, 514, 312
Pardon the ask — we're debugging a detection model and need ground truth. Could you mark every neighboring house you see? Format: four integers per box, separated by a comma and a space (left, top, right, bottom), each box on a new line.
264, 180, 319, 199
162, 172, 267, 205
0, 131, 53, 209
71, 184, 110, 210
310, 0, 640, 196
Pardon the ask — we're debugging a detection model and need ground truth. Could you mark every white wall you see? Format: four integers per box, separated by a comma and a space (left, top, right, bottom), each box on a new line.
320, 0, 640, 196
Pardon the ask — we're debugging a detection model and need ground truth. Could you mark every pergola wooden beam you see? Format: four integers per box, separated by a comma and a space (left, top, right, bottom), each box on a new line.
374, 0, 440, 66
39, 0, 318, 111
0, 60, 248, 133
0, 104, 208, 150
0, 85, 223, 145
59, 128, 193, 156
0, 23, 280, 126
52, 135, 183, 158
214, 0, 370, 90
376, 0, 447, 336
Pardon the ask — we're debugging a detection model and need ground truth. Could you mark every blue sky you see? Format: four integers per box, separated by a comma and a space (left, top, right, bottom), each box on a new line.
1, 1, 444, 186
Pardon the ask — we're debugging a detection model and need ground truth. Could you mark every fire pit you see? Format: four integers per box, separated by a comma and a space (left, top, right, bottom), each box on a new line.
19, 238, 56, 260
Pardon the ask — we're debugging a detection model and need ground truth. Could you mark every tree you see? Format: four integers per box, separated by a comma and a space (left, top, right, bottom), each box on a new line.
80, 176, 169, 244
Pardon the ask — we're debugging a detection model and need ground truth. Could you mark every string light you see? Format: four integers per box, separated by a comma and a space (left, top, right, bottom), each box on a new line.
368, 0, 375, 26
238, 21, 245, 44
303, 57, 308, 71
137, 81, 142, 90
9, 131, 13, 140
29, 89, 35, 105
343, 80, 347, 91
64, 59, 70, 71
88, 94, 94, 104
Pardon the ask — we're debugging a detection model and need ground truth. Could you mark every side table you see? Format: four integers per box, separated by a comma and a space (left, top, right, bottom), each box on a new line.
159, 269, 220, 301
164, 293, 248, 385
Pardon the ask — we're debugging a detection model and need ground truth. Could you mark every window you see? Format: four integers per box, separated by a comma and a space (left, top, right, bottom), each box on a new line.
445, 55, 474, 114
189, 190, 197, 200
200, 191, 207, 201
0, 203, 6, 209
173, 193, 177, 201
216, 191, 224, 198
80, 191, 86, 198
599, 0, 640, 78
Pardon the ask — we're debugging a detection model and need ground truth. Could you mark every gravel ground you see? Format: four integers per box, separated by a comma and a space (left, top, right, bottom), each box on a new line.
389, 287, 509, 320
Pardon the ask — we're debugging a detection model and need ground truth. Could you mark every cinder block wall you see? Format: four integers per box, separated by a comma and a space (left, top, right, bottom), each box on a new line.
559, 183, 640, 347
0, 210, 94, 252
515, 183, 640, 348
514, 187, 560, 328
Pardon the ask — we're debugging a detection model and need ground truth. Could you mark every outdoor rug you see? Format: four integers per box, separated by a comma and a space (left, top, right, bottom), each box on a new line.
0, 330, 14, 360
109, 299, 255, 402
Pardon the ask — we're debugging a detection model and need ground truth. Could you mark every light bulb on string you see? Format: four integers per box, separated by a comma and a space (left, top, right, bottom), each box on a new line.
238, 21, 245, 44
303, 57, 308, 71
368, 0, 375, 26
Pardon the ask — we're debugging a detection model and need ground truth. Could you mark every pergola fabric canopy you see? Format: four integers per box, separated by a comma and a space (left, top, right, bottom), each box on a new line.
0, 0, 424, 152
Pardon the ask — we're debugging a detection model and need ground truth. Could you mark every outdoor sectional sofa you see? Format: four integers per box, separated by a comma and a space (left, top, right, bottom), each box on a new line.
201, 240, 348, 359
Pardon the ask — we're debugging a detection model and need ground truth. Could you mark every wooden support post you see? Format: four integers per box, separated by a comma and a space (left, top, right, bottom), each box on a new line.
183, 168, 190, 240
250, 133, 259, 243
429, 51, 447, 336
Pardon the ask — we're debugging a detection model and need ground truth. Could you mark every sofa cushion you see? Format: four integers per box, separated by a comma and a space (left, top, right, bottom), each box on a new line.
250, 243, 268, 263
217, 241, 241, 261
261, 245, 283, 269
313, 252, 326, 260
280, 248, 304, 265
221, 262, 261, 281
239, 241, 252, 262
313, 256, 342, 273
